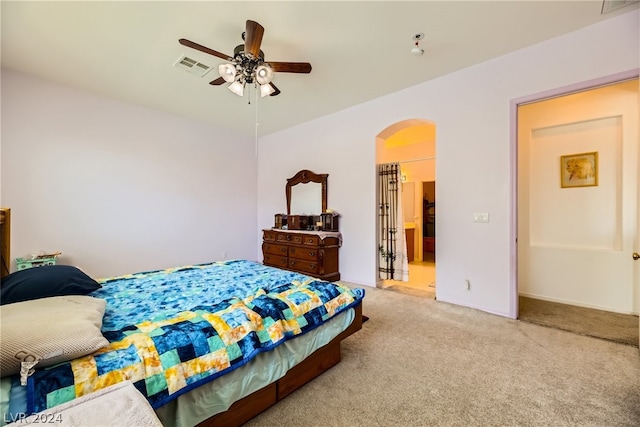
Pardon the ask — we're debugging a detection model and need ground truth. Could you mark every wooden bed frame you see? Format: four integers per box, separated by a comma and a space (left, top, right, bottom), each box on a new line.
0, 207, 364, 427
1, 208, 10, 278
200, 303, 363, 426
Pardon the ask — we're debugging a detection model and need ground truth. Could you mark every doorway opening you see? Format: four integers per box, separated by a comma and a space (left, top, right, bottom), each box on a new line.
515, 76, 639, 346
376, 119, 436, 299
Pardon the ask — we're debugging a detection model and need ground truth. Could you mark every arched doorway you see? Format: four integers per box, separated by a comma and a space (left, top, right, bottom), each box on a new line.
376, 119, 437, 298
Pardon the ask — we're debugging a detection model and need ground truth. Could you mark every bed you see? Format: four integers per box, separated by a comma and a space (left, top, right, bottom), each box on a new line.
0, 207, 365, 426
0, 209, 10, 279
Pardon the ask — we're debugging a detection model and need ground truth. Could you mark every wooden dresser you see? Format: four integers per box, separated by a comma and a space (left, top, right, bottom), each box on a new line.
262, 229, 341, 281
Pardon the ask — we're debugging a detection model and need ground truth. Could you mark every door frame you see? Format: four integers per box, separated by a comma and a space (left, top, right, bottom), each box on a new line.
509, 68, 640, 320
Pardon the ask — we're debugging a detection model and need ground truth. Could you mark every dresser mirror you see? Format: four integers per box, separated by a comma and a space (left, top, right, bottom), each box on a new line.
286, 170, 328, 215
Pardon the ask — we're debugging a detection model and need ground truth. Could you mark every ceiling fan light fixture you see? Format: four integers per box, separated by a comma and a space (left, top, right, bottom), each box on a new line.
255, 64, 273, 85
179, 20, 312, 98
218, 63, 237, 82
228, 80, 245, 96
260, 83, 275, 97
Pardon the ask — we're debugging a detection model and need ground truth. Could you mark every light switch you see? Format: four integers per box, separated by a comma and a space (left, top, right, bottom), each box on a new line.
473, 212, 489, 223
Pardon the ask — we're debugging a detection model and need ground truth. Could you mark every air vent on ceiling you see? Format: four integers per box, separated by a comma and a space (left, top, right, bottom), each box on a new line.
174, 55, 213, 77
601, 0, 638, 14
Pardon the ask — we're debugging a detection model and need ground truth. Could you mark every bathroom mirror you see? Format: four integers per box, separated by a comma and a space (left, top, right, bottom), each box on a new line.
286, 170, 328, 215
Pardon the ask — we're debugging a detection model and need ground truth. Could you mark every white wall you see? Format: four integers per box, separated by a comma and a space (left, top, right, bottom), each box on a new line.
257, 10, 639, 317
1, 70, 258, 278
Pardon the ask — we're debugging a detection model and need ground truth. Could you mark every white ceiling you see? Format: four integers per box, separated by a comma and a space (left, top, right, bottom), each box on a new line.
2, 1, 638, 137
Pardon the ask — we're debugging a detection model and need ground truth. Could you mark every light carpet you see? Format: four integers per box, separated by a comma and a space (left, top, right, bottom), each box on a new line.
245, 286, 640, 427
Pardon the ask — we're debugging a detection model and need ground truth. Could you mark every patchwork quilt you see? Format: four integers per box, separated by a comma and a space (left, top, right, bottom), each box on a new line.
25, 260, 364, 413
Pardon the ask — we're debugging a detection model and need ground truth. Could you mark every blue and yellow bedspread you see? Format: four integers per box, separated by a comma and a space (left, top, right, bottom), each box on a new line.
25, 260, 364, 413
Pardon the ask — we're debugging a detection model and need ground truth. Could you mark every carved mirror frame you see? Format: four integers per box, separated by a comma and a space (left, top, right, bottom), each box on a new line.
286, 170, 328, 215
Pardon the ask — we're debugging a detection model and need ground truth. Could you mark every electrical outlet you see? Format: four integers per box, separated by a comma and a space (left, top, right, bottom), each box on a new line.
465, 279, 471, 291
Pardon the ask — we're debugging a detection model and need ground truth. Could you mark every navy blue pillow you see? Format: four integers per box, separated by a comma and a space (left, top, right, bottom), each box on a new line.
0, 265, 101, 305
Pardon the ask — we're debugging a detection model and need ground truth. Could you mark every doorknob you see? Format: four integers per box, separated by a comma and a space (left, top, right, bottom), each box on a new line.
634, 252, 640, 260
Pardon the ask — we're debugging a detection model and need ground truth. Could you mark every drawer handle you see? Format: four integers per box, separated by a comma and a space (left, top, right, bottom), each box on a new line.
309, 251, 316, 257
310, 264, 316, 269
281, 247, 286, 253
307, 238, 314, 243
281, 259, 287, 264
290, 261, 296, 266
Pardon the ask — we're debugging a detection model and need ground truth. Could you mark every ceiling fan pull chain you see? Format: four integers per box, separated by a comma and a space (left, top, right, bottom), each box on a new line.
255, 88, 259, 157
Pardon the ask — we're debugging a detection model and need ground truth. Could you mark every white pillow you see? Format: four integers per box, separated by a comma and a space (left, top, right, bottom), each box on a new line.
0, 295, 109, 377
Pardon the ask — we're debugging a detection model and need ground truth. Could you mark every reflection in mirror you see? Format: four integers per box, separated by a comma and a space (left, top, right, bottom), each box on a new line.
286, 170, 328, 215
291, 182, 322, 214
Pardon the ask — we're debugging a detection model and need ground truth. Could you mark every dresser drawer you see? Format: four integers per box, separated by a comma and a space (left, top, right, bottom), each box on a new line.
301, 235, 320, 246
288, 246, 319, 262
276, 233, 293, 243
263, 254, 288, 269
262, 242, 288, 256
288, 259, 318, 275
276, 233, 309, 245
263, 230, 277, 242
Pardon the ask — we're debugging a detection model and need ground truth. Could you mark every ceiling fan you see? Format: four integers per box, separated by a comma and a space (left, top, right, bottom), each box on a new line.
179, 20, 312, 98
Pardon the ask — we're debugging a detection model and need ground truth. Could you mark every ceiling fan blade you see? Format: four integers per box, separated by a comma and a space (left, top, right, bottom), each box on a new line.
269, 82, 281, 96
209, 77, 226, 86
179, 38, 231, 61
244, 20, 264, 58
268, 62, 312, 74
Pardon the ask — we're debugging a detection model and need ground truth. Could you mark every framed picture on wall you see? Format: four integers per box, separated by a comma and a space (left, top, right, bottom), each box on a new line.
560, 151, 598, 188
